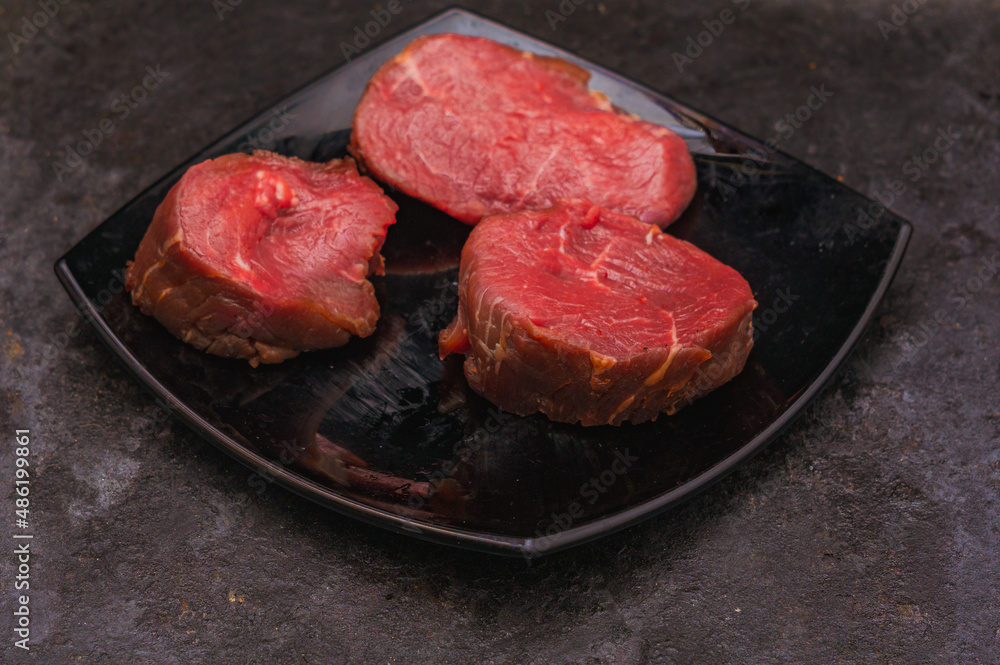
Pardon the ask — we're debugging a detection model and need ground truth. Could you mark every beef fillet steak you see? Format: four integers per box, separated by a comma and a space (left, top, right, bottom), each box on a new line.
125, 151, 398, 366
351, 34, 696, 227
439, 200, 757, 426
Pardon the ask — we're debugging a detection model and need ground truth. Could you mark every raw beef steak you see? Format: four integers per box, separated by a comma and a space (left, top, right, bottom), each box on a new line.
351, 34, 696, 227
439, 200, 757, 425
126, 151, 398, 366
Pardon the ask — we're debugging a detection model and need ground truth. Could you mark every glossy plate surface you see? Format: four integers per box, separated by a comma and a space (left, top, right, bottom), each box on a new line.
55, 8, 910, 556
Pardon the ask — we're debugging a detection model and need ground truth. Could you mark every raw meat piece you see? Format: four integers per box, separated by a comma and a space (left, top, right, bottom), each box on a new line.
439, 200, 756, 425
351, 34, 696, 227
126, 151, 397, 366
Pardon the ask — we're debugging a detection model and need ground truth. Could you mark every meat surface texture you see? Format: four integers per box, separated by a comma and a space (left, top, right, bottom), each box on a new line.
439, 200, 757, 426
351, 34, 697, 228
126, 151, 398, 366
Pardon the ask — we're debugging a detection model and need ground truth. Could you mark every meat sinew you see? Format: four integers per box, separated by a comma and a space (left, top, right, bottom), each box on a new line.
126, 151, 398, 366
439, 200, 757, 426
351, 34, 697, 228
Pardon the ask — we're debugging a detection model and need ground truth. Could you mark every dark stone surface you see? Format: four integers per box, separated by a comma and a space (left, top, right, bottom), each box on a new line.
1, 1, 997, 662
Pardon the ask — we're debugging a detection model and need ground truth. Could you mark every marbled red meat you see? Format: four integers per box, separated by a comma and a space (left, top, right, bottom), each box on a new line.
351, 34, 696, 227
125, 151, 398, 366
439, 200, 757, 425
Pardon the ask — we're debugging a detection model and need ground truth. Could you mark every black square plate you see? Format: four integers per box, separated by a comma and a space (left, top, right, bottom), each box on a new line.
55, 8, 910, 557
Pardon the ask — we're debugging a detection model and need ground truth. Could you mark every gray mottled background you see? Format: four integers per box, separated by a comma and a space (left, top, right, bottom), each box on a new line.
1, 1, 998, 663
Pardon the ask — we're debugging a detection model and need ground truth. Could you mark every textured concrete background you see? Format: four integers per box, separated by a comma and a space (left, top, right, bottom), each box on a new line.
1, 1, 998, 663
